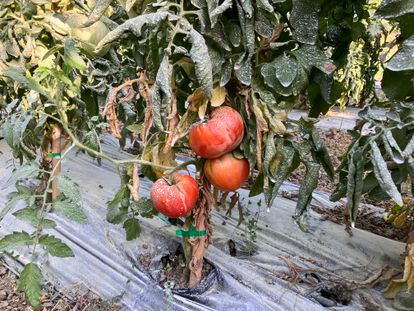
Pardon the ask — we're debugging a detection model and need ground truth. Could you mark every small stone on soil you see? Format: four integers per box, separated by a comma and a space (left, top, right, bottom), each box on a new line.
0, 290, 7, 301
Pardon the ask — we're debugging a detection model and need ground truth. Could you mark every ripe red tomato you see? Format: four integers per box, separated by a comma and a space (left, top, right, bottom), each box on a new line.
150, 173, 199, 218
204, 153, 249, 192
189, 106, 244, 159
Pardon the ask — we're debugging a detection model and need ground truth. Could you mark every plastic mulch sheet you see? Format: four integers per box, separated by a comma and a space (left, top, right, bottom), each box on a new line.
0, 137, 405, 310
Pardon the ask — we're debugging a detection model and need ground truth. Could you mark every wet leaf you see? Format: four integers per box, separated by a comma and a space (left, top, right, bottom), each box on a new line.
95, 12, 175, 52
187, 26, 214, 98
290, 0, 319, 44
257, 0, 274, 12
386, 36, 414, 72
346, 149, 364, 226
275, 54, 298, 87
370, 140, 403, 206
266, 146, 296, 207
152, 55, 172, 131
209, 0, 232, 27
375, 0, 414, 19
292, 45, 336, 74
82, 0, 112, 27
294, 162, 320, 219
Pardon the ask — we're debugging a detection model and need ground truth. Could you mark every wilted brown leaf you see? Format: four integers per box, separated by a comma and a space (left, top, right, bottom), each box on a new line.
211, 86, 227, 107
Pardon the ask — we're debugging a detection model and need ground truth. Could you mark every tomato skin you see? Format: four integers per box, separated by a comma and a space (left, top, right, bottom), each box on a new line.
189, 106, 244, 159
150, 173, 199, 218
204, 153, 249, 192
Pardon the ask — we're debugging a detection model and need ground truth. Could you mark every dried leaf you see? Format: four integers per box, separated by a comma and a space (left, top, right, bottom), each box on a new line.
210, 86, 227, 107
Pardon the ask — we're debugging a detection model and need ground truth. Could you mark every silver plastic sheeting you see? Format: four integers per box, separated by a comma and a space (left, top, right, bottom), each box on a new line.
0, 137, 405, 310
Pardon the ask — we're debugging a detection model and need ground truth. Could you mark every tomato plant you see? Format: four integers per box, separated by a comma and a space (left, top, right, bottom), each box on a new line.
0, 0, 411, 309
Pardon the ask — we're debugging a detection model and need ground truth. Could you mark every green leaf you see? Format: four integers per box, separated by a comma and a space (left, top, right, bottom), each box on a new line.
39, 234, 74, 257
56, 175, 81, 203
0, 185, 33, 221
130, 198, 156, 218
17, 263, 44, 309
299, 118, 335, 180
249, 173, 264, 197
83, 131, 101, 159
292, 45, 336, 74
0, 231, 32, 252
263, 133, 279, 177
64, 39, 87, 72
370, 140, 403, 206
257, 0, 274, 12
152, 55, 172, 131
275, 54, 298, 87
95, 12, 176, 52
126, 123, 144, 134
82, 0, 112, 27
374, 0, 414, 19
382, 131, 404, 164
123, 218, 141, 241
227, 22, 242, 48
346, 149, 364, 226
6, 162, 38, 187
290, 0, 319, 44
2, 68, 48, 96
294, 162, 320, 228
107, 185, 129, 224
266, 146, 296, 207
53, 200, 88, 224
381, 68, 414, 100
386, 36, 414, 71
261, 59, 308, 96
209, 0, 233, 27
234, 1, 255, 86
13, 207, 57, 229
187, 26, 214, 98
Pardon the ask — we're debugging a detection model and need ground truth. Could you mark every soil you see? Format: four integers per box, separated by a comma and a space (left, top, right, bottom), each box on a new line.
0, 264, 124, 311
313, 205, 410, 242
160, 255, 213, 289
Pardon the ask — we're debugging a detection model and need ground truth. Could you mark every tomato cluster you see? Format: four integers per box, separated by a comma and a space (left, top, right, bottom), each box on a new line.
151, 106, 249, 218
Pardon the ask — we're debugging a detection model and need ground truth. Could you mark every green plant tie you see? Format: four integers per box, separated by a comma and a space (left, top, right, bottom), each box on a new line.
49, 152, 61, 159
176, 225, 207, 237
